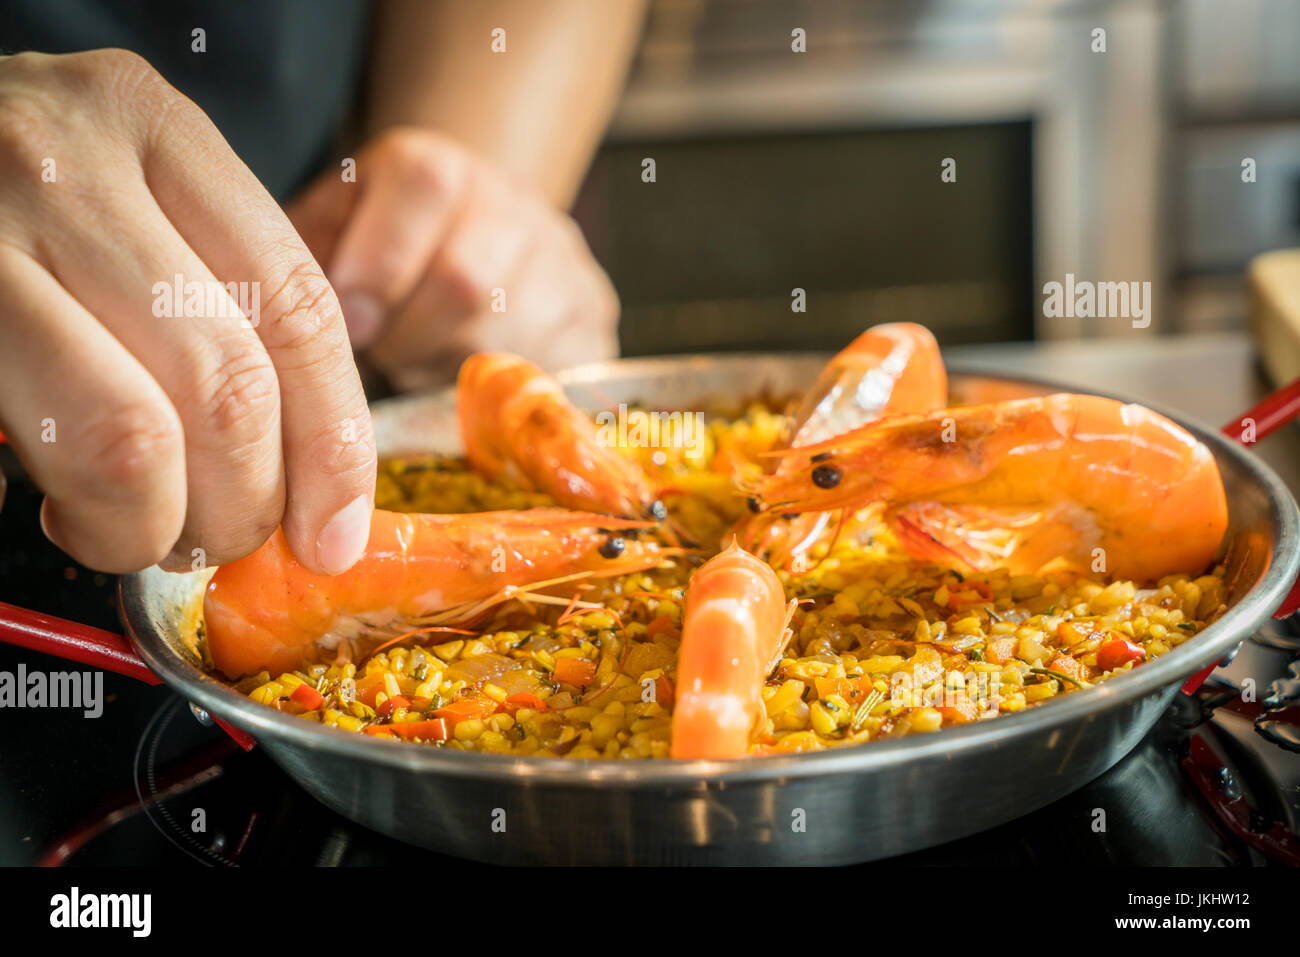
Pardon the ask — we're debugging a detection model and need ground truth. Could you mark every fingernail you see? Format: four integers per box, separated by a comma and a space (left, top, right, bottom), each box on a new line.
316, 494, 372, 575
159, 545, 193, 573
38, 499, 64, 550
339, 291, 384, 347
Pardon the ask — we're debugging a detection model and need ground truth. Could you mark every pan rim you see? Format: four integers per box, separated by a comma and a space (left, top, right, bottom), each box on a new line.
120, 355, 1300, 788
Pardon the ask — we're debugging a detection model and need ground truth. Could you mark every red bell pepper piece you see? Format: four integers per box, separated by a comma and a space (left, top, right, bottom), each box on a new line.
290, 682, 324, 710
503, 692, 548, 713
1097, 635, 1145, 672
434, 696, 498, 725
377, 694, 411, 719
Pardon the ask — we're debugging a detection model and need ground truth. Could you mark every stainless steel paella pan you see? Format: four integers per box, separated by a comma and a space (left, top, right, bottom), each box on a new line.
6, 354, 1297, 865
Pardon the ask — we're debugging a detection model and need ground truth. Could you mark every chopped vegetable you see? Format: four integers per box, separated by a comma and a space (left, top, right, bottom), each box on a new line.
1029, 666, 1087, 689
646, 615, 677, 639
850, 688, 886, 731
290, 682, 324, 710
503, 692, 548, 713
354, 672, 388, 707
385, 718, 451, 742
1057, 619, 1105, 647
552, 657, 597, 687
1097, 635, 1145, 672
938, 699, 978, 723
984, 636, 1018, 666
1047, 654, 1089, 686
946, 581, 993, 610
434, 695, 498, 725
377, 694, 411, 719
654, 674, 675, 709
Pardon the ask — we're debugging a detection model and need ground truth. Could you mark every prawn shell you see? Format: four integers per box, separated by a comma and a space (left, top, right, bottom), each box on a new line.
751, 393, 1229, 583
458, 352, 656, 518
203, 509, 661, 680
671, 542, 789, 759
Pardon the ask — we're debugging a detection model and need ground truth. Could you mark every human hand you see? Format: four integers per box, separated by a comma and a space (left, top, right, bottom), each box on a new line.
0, 50, 376, 574
288, 127, 619, 391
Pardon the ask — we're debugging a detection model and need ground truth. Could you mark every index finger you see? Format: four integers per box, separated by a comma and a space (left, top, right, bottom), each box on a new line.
138, 95, 376, 575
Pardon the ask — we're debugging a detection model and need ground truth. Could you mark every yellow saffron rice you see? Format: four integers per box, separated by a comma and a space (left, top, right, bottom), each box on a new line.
226, 403, 1227, 757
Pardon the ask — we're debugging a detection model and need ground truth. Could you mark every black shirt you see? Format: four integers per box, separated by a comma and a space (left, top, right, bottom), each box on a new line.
1, 0, 369, 202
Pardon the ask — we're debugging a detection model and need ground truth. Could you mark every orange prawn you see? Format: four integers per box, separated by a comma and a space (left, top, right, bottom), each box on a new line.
670, 542, 795, 759
458, 353, 666, 521
204, 508, 669, 680
739, 322, 947, 564
750, 394, 1228, 582
786, 321, 947, 446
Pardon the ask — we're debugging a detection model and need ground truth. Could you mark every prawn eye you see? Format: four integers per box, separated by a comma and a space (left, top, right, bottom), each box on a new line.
747, 495, 762, 514
648, 500, 668, 521
811, 464, 842, 489
598, 537, 626, 559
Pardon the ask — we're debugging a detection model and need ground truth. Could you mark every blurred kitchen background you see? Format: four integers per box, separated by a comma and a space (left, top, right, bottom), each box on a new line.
571, 0, 1300, 356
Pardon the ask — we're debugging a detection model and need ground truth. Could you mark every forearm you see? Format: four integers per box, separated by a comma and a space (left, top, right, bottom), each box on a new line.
364, 0, 646, 209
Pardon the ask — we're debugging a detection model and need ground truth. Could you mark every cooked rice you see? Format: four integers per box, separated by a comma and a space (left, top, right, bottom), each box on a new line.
231, 403, 1228, 757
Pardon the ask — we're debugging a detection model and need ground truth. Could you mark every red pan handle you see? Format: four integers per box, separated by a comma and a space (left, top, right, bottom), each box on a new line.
1221, 374, 1300, 446
1183, 374, 1300, 694
0, 599, 255, 750
1220, 374, 1300, 620
0, 600, 161, 685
